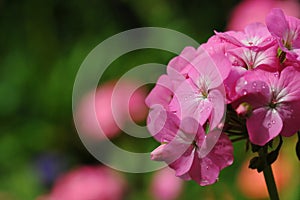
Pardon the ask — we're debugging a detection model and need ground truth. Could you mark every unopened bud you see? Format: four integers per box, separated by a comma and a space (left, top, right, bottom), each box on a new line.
235, 102, 252, 117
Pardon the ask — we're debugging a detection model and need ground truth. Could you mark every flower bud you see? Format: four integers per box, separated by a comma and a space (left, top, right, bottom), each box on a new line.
235, 102, 252, 117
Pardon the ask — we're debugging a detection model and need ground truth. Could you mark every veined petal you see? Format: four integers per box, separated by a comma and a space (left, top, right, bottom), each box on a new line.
277, 66, 300, 102
227, 46, 279, 71
173, 79, 212, 124
189, 47, 225, 89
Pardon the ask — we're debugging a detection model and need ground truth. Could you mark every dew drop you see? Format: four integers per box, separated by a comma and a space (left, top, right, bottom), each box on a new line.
244, 80, 248, 85
267, 122, 272, 128
242, 89, 248, 95
271, 120, 275, 124
274, 72, 279, 77
252, 82, 257, 88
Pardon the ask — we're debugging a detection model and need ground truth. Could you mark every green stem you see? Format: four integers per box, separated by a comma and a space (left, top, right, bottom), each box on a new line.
258, 146, 280, 200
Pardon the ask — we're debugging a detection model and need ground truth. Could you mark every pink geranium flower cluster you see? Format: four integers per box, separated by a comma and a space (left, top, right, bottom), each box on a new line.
146, 8, 300, 186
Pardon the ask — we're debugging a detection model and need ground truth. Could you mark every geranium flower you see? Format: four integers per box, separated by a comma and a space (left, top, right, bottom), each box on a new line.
169, 46, 229, 129
234, 66, 300, 145
151, 117, 233, 186
216, 23, 276, 50
266, 8, 300, 66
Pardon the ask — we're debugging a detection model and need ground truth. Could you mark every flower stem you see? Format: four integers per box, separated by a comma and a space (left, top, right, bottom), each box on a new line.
258, 146, 280, 200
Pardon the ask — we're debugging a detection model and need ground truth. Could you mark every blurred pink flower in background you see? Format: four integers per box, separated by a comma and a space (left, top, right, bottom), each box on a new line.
42, 166, 127, 200
227, 0, 300, 31
150, 167, 183, 200
75, 80, 148, 140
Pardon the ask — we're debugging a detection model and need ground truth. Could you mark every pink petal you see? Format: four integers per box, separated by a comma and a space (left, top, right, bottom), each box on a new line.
151, 144, 168, 161
173, 79, 212, 124
168, 46, 197, 73
227, 46, 279, 71
234, 70, 271, 107
208, 89, 226, 130
180, 117, 205, 137
287, 16, 300, 49
247, 108, 283, 146
190, 47, 224, 89
266, 8, 289, 39
169, 146, 195, 177
147, 105, 179, 142
207, 133, 234, 170
189, 155, 219, 186
147, 105, 168, 142
197, 129, 222, 159
145, 75, 173, 108
278, 101, 300, 137
214, 30, 244, 47
243, 23, 273, 47
224, 67, 247, 102
277, 66, 300, 102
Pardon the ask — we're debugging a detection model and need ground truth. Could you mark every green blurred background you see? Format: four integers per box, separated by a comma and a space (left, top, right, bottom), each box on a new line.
0, 0, 299, 199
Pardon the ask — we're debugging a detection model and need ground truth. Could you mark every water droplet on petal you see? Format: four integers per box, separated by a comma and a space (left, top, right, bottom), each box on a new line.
271, 120, 275, 124
242, 89, 248, 95
244, 80, 248, 85
252, 82, 257, 88
274, 72, 279, 77
267, 123, 272, 128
